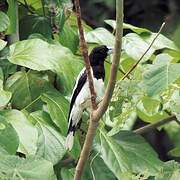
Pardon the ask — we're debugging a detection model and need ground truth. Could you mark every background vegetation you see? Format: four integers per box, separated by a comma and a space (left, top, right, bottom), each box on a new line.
0, 0, 180, 179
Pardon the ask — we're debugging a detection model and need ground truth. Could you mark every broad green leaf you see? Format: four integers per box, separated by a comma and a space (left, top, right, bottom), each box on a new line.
85, 28, 115, 46
168, 147, 180, 157
95, 129, 131, 179
41, 91, 69, 135
18, 0, 42, 10
6, 0, 17, 34
19, 15, 52, 39
156, 161, 180, 180
105, 19, 150, 34
0, 11, 10, 32
5, 71, 54, 110
0, 115, 19, 154
0, 155, 56, 180
143, 33, 178, 51
0, 68, 12, 109
164, 122, 180, 147
0, 59, 17, 80
114, 131, 162, 176
122, 33, 155, 61
0, 39, 7, 51
142, 54, 180, 96
8, 38, 83, 94
59, 23, 79, 53
29, 111, 66, 165
0, 109, 38, 155
61, 168, 74, 180
90, 154, 116, 180
0, 90, 12, 109
168, 89, 180, 121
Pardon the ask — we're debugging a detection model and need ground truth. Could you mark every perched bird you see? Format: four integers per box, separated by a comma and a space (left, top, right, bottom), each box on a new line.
65, 45, 113, 150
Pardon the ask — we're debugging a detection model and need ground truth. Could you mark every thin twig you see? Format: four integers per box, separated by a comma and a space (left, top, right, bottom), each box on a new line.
74, 0, 97, 110
134, 115, 176, 134
74, 0, 123, 179
120, 22, 166, 81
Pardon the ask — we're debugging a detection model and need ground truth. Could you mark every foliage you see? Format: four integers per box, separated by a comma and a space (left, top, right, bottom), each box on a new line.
0, 0, 180, 179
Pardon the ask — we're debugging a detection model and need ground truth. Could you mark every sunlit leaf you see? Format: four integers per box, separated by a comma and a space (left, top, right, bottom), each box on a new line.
85, 28, 115, 46
41, 91, 69, 135
0, 39, 7, 51
105, 19, 150, 34
8, 38, 83, 94
0, 11, 10, 32
0, 155, 56, 180
114, 131, 162, 175
95, 129, 131, 179
0, 110, 38, 155
29, 111, 66, 165
142, 54, 180, 96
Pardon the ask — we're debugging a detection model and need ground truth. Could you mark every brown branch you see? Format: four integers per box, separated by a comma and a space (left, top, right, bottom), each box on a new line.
74, 0, 123, 179
134, 115, 176, 134
74, 0, 97, 110
120, 22, 166, 81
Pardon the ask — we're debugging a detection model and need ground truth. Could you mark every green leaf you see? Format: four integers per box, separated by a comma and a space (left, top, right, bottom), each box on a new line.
0, 11, 10, 32
8, 38, 82, 94
18, 0, 42, 10
5, 71, 53, 110
29, 111, 66, 165
114, 131, 162, 176
122, 33, 155, 61
85, 28, 115, 46
0, 155, 56, 180
156, 161, 180, 180
59, 23, 79, 53
105, 19, 150, 34
6, 0, 17, 34
90, 154, 116, 180
0, 68, 12, 109
41, 91, 69, 135
61, 168, 74, 180
142, 54, 180, 96
0, 39, 7, 51
143, 33, 178, 51
0, 115, 19, 155
168, 147, 180, 157
0, 90, 12, 109
95, 129, 131, 179
0, 110, 38, 155
19, 15, 52, 39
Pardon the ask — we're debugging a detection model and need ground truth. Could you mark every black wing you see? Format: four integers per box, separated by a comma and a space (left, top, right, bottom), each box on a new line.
67, 70, 87, 122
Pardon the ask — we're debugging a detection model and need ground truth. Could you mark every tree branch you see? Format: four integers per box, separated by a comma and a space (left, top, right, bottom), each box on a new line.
133, 115, 176, 134
74, 0, 123, 179
74, 0, 97, 110
120, 22, 166, 81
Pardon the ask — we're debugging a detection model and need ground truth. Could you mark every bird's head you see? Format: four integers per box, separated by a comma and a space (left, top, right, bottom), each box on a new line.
89, 45, 113, 66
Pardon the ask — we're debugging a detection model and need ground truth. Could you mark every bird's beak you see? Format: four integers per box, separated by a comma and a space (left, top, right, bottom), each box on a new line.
107, 47, 114, 55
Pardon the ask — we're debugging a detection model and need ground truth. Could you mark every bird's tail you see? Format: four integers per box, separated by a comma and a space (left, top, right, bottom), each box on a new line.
65, 131, 74, 151
65, 120, 75, 151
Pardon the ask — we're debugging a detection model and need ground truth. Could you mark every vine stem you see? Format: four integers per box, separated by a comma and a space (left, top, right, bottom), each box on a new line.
120, 22, 166, 81
74, 0, 123, 179
134, 115, 176, 134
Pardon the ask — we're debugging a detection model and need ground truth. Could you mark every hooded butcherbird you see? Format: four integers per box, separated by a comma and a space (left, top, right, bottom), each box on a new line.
65, 45, 113, 150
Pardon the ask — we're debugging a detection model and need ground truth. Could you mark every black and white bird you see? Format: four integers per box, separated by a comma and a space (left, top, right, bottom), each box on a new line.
65, 45, 113, 150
